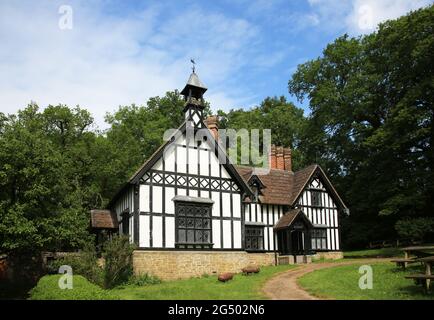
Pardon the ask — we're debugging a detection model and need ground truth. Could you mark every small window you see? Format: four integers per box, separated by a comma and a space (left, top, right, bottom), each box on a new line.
122, 212, 129, 235
311, 191, 322, 207
311, 228, 327, 250
245, 226, 264, 251
176, 202, 212, 249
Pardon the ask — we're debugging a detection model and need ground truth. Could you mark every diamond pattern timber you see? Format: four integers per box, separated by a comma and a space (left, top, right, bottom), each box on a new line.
140, 170, 242, 193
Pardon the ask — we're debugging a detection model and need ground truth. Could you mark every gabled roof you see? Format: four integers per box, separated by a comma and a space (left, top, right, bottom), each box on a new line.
90, 210, 118, 229
235, 164, 347, 209
237, 166, 293, 205
109, 121, 254, 208
274, 208, 313, 230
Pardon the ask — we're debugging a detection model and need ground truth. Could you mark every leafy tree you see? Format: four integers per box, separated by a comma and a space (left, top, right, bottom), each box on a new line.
0, 104, 94, 254
288, 5, 434, 247
218, 96, 306, 169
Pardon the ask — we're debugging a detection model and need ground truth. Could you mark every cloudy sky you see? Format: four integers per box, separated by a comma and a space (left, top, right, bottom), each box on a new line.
0, 0, 431, 128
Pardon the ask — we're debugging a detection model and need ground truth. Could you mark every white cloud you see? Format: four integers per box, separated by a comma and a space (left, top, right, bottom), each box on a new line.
307, 0, 431, 35
0, 1, 259, 128
345, 0, 431, 34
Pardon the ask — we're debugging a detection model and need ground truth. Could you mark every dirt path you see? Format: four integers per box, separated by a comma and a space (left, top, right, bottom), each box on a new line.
262, 258, 391, 300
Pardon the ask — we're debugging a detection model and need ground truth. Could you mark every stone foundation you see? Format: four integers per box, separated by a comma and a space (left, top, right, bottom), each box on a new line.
133, 250, 276, 280
312, 251, 343, 261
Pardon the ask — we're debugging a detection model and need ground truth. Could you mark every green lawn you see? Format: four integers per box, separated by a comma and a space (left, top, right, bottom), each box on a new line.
344, 247, 402, 258
29, 264, 297, 300
298, 262, 434, 300
29, 275, 119, 300
111, 264, 297, 300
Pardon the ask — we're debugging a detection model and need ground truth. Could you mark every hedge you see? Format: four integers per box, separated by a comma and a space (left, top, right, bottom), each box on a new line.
29, 275, 118, 300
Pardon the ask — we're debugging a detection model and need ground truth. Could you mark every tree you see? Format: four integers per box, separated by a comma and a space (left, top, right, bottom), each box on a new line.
218, 96, 307, 169
0, 104, 94, 254
288, 5, 434, 247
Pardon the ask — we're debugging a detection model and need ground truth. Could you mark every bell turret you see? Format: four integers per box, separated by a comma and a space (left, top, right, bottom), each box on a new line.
181, 66, 207, 128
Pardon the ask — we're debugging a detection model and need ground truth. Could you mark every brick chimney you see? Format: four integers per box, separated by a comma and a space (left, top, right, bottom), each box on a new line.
283, 147, 292, 172
269, 144, 277, 169
205, 115, 219, 141
268, 144, 292, 171
276, 146, 284, 170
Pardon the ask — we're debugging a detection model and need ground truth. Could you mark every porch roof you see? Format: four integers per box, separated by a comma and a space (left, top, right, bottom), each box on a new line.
90, 210, 118, 229
273, 208, 313, 230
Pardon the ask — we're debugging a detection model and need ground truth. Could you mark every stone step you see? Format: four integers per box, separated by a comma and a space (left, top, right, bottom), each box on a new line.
277, 255, 312, 265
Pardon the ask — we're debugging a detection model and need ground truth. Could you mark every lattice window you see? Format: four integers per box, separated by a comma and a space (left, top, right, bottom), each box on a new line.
311, 228, 327, 250
245, 226, 264, 251
311, 190, 322, 207
175, 202, 212, 249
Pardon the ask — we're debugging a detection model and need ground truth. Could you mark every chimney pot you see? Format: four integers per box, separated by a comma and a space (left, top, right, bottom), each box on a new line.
269, 145, 277, 169
283, 147, 292, 172
276, 146, 284, 170
206, 116, 219, 141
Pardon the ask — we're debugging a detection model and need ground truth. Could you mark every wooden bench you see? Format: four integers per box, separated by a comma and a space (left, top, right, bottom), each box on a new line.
405, 274, 434, 291
390, 258, 419, 269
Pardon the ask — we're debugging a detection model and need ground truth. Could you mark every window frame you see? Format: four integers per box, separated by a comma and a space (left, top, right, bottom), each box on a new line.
311, 228, 327, 250
311, 190, 322, 207
121, 211, 129, 235
245, 225, 265, 251
174, 201, 213, 249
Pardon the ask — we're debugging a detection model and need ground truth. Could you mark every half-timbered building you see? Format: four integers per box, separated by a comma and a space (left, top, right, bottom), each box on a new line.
105, 70, 348, 280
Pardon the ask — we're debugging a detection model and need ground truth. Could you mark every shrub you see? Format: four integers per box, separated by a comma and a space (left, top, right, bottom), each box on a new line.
29, 275, 118, 300
395, 217, 434, 241
126, 273, 161, 286
102, 235, 135, 289
48, 244, 104, 287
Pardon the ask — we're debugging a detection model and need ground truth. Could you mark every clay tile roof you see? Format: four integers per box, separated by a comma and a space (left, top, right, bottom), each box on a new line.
274, 208, 314, 230
235, 165, 319, 206
274, 208, 303, 230
289, 164, 318, 204
90, 210, 118, 229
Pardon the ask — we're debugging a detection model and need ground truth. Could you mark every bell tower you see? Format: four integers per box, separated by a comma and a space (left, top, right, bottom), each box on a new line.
180, 65, 207, 128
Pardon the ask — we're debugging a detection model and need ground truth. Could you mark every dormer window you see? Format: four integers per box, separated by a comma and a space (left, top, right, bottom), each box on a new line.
248, 175, 265, 202
251, 184, 259, 201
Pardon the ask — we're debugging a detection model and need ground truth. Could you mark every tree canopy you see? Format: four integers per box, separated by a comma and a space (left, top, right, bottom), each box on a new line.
288, 5, 434, 246
1, 5, 433, 254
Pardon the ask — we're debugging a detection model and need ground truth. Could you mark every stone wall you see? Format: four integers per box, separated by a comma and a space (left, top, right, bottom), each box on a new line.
133, 250, 276, 280
312, 251, 343, 260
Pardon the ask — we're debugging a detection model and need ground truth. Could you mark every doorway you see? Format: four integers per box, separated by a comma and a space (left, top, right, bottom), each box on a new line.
291, 230, 304, 255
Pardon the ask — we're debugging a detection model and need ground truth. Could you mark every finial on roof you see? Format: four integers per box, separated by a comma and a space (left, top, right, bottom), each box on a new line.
190, 58, 196, 73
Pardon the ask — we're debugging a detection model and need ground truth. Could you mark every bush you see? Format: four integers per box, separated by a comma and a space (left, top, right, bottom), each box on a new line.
102, 235, 135, 289
48, 244, 104, 287
395, 217, 434, 241
44, 236, 136, 290
126, 273, 161, 286
29, 275, 118, 300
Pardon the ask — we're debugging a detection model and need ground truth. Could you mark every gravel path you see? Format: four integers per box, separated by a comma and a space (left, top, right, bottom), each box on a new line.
262, 258, 391, 300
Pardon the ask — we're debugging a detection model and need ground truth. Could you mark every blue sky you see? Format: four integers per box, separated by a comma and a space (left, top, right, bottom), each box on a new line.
0, 0, 431, 128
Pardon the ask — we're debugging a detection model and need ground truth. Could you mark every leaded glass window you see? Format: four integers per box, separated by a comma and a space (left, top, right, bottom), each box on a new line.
175, 202, 212, 249
245, 226, 264, 250
311, 228, 327, 250
311, 190, 322, 207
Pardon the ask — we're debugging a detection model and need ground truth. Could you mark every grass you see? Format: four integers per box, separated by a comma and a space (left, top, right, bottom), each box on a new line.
29, 275, 119, 300
110, 264, 297, 300
298, 262, 434, 300
343, 247, 402, 258
28, 264, 297, 300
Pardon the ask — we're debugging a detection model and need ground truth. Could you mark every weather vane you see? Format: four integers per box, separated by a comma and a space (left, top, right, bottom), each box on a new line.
190, 58, 196, 73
